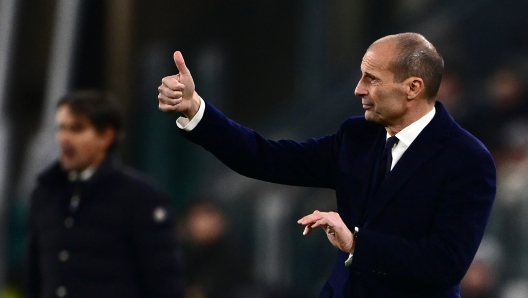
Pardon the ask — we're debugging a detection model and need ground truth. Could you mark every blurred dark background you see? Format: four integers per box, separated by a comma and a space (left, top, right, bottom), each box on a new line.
1, 0, 528, 297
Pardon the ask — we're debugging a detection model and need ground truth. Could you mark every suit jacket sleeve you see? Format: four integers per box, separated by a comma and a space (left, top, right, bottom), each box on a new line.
181, 101, 341, 189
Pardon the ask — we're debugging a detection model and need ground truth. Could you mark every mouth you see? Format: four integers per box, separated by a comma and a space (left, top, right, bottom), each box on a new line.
61, 146, 76, 160
362, 102, 374, 109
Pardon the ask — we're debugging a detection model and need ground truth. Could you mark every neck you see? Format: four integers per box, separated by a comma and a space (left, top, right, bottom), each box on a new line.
385, 100, 435, 135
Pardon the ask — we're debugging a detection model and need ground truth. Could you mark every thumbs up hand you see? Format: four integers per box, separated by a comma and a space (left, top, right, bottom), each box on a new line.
158, 51, 201, 119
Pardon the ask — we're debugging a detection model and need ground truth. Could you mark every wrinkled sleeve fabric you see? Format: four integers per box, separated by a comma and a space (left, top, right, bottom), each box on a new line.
181, 100, 342, 189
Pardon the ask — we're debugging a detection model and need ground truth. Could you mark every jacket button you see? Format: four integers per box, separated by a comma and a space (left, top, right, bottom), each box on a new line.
58, 250, 69, 262
64, 217, 74, 228
69, 195, 80, 212
56, 286, 67, 297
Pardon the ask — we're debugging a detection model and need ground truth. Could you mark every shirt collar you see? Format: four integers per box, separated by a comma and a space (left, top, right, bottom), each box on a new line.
68, 166, 96, 182
388, 106, 436, 147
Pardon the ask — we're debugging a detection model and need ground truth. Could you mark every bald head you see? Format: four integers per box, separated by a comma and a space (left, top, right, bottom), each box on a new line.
369, 33, 444, 100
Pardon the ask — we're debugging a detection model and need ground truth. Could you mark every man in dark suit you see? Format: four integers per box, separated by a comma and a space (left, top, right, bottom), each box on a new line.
28, 90, 184, 298
157, 33, 496, 297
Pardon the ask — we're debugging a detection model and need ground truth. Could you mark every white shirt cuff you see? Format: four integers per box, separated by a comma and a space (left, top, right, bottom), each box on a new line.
345, 253, 353, 267
176, 96, 205, 131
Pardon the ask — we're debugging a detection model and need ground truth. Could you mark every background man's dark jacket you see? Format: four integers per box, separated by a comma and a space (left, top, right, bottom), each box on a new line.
27, 154, 184, 298
181, 100, 496, 298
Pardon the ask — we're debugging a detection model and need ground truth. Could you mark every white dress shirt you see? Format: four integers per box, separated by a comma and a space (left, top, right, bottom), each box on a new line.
68, 166, 96, 181
390, 106, 436, 170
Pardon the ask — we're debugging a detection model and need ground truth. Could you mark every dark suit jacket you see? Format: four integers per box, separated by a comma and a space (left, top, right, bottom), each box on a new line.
182, 101, 496, 298
28, 153, 184, 298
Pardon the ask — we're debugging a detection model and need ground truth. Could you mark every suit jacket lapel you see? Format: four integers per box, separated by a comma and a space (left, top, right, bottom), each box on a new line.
338, 122, 385, 227
363, 101, 453, 225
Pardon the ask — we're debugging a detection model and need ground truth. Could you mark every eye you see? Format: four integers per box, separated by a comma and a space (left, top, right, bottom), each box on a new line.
361, 75, 371, 84
71, 123, 87, 133
363, 73, 379, 84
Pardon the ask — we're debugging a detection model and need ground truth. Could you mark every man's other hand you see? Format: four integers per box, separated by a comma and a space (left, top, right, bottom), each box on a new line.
298, 210, 355, 253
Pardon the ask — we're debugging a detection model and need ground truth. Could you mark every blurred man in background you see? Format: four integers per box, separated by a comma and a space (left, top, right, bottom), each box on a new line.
27, 90, 184, 298
180, 200, 251, 298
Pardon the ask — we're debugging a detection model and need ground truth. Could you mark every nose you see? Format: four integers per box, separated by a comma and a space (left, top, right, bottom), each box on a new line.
354, 79, 366, 97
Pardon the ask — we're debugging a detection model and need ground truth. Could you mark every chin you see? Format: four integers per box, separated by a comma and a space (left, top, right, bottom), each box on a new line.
365, 110, 386, 124
364, 112, 377, 123
59, 159, 77, 172
60, 163, 74, 172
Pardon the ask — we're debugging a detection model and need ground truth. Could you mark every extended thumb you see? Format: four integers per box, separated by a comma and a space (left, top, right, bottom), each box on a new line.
173, 51, 190, 75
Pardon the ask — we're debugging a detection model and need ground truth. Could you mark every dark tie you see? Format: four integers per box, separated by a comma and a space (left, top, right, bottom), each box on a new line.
384, 136, 399, 176
369, 135, 400, 204
376, 136, 399, 190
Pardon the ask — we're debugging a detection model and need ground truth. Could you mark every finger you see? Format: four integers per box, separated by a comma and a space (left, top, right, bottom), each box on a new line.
161, 76, 185, 91
310, 218, 329, 229
298, 216, 320, 226
158, 95, 182, 106
298, 210, 325, 224
297, 214, 315, 225
303, 225, 312, 236
158, 92, 182, 105
297, 215, 313, 224
158, 89, 183, 103
173, 51, 191, 75
159, 102, 180, 112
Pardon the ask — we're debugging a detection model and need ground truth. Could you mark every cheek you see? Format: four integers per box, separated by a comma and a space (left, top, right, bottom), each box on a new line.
74, 141, 95, 159
73, 133, 101, 155
377, 87, 404, 108
57, 132, 67, 145
372, 89, 390, 109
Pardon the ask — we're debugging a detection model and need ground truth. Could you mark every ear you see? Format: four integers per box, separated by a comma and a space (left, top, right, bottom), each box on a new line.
100, 127, 117, 151
405, 77, 424, 100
